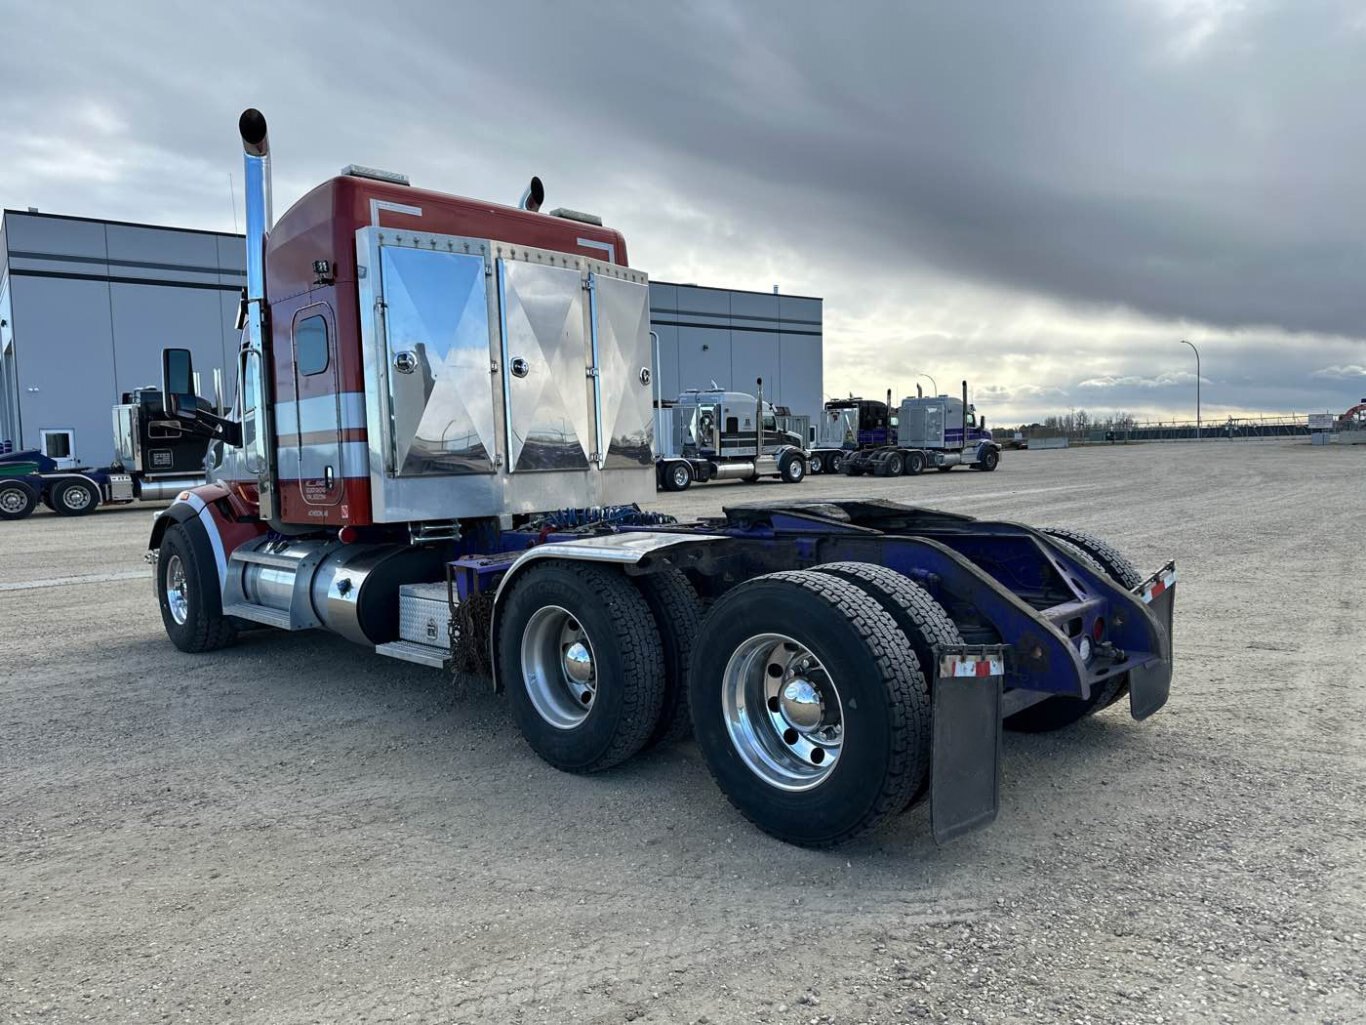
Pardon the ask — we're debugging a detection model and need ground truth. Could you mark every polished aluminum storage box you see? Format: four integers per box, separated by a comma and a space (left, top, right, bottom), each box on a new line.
398, 582, 452, 647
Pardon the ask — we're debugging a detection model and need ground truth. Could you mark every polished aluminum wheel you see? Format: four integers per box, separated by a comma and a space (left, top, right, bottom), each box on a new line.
721, 632, 843, 791
0, 488, 28, 515
61, 484, 94, 511
520, 604, 598, 729
165, 554, 190, 625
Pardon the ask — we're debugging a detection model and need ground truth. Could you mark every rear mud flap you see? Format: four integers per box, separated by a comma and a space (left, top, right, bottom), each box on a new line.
1129, 563, 1177, 721
930, 645, 1008, 844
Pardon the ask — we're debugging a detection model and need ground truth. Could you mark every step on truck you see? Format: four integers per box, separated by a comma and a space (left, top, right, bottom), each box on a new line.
655, 384, 808, 490
0, 387, 210, 521
146, 109, 1177, 848
839, 382, 1002, 477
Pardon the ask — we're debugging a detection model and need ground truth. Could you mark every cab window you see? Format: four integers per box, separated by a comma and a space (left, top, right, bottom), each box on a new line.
296, 315, 329, 376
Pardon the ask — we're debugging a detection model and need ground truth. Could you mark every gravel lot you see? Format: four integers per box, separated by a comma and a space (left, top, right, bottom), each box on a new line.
3, 441, 1364, 1025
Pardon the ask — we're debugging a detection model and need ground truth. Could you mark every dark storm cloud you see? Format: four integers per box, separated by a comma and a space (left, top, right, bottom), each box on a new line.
2, 0, 1364, 418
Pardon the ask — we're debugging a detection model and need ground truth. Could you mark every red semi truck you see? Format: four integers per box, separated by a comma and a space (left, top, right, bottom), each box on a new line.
144, 110, 1178, 848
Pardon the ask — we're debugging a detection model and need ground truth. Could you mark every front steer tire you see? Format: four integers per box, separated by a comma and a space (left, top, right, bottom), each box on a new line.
497, 561, 666, 774
688, 570, 930, 847
156, 522, 237, 653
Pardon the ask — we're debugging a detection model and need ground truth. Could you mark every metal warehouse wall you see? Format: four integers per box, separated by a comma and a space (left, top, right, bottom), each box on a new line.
0, 211, 244, 463
650, 282, 823, 419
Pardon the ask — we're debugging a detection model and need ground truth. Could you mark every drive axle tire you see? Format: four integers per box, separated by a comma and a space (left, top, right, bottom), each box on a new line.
809, 453, 823, 474
1041, 528, 1143, 590
498, 561, 665, 773
157, 523, 237, 653
639, 567, 704, 748
905, 450, 926, 475
884, 452, 905, 477
688, 570, 930, 847
827, 452, 845, 475
51, 478, 100, 516
0, 480, 38, 521
814, 561, 963, 809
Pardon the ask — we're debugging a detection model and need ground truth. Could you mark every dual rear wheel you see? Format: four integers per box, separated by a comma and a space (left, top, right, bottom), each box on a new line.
497, 558, 956, 847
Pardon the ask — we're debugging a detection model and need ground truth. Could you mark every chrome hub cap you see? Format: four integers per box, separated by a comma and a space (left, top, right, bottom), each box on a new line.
780, 678, 824, 730
672, 466, 689, 487
165, 554, 190, 625
64, 487, 92, 510
722, 633, 844, 791
521, 605, 598, 729
1, 489, 25, 514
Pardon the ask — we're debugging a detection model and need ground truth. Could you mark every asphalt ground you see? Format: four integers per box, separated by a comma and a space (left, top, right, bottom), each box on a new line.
2, 440, 1364, 1025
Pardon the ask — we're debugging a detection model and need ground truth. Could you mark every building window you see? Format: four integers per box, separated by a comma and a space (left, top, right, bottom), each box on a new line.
296, 315, 329, 376
41, 429, 74, 459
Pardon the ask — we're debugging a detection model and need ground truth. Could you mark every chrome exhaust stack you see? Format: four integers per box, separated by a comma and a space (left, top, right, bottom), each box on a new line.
236, 108, 284, 526
518, 176, 544, 212
238, 108, 272, 309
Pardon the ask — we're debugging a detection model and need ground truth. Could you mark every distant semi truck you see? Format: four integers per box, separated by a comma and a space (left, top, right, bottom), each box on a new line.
0, 388, 209, 520
809, 382, 1001, 477
655, 382, 808, 490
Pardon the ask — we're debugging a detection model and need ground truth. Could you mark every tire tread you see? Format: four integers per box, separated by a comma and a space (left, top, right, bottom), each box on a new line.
501, 561, 665, 773
694, 569, 928, 847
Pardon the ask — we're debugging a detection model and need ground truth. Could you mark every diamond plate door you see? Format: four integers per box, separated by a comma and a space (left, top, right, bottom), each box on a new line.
497, 260, 591, 472
589, 273, 654, 469
379, 246, 498, 476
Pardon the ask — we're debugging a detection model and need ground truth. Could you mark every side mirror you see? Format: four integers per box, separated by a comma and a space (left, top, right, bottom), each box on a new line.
161, 348, 196, 415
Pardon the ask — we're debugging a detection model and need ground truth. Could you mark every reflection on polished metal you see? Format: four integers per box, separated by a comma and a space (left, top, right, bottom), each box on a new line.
380, 247, 497, 476
356, 226, 657, 521
499, 260, 591, 472
722, 633, 844, 791
593, 274, 655, 469
521, 604, 598, 729
165, 554, 189, 625
780, 678, 824, 730
238, 108, 278, 518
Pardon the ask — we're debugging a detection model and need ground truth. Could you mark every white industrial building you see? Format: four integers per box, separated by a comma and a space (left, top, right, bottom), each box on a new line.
1, 209, 822, 464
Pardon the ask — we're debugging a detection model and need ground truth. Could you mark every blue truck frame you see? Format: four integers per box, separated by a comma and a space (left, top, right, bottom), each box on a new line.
434, 498, 1176, 843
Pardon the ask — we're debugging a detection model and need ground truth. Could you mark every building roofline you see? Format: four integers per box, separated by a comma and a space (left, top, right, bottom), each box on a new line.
652, 279, 822, 302
3, 208, 244, 241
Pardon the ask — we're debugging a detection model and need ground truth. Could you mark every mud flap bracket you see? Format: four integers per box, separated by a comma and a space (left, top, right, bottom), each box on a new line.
930, 644, 1008, 845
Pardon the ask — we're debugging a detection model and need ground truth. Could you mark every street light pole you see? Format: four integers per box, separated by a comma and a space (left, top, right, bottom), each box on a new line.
1180, 339, 1200, 440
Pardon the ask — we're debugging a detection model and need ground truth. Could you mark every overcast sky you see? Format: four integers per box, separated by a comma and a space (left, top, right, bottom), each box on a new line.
3, 0, 1364, 424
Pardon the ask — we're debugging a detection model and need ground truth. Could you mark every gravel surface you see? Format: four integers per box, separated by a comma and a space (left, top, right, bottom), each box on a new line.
2, 441, 1364, 1025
